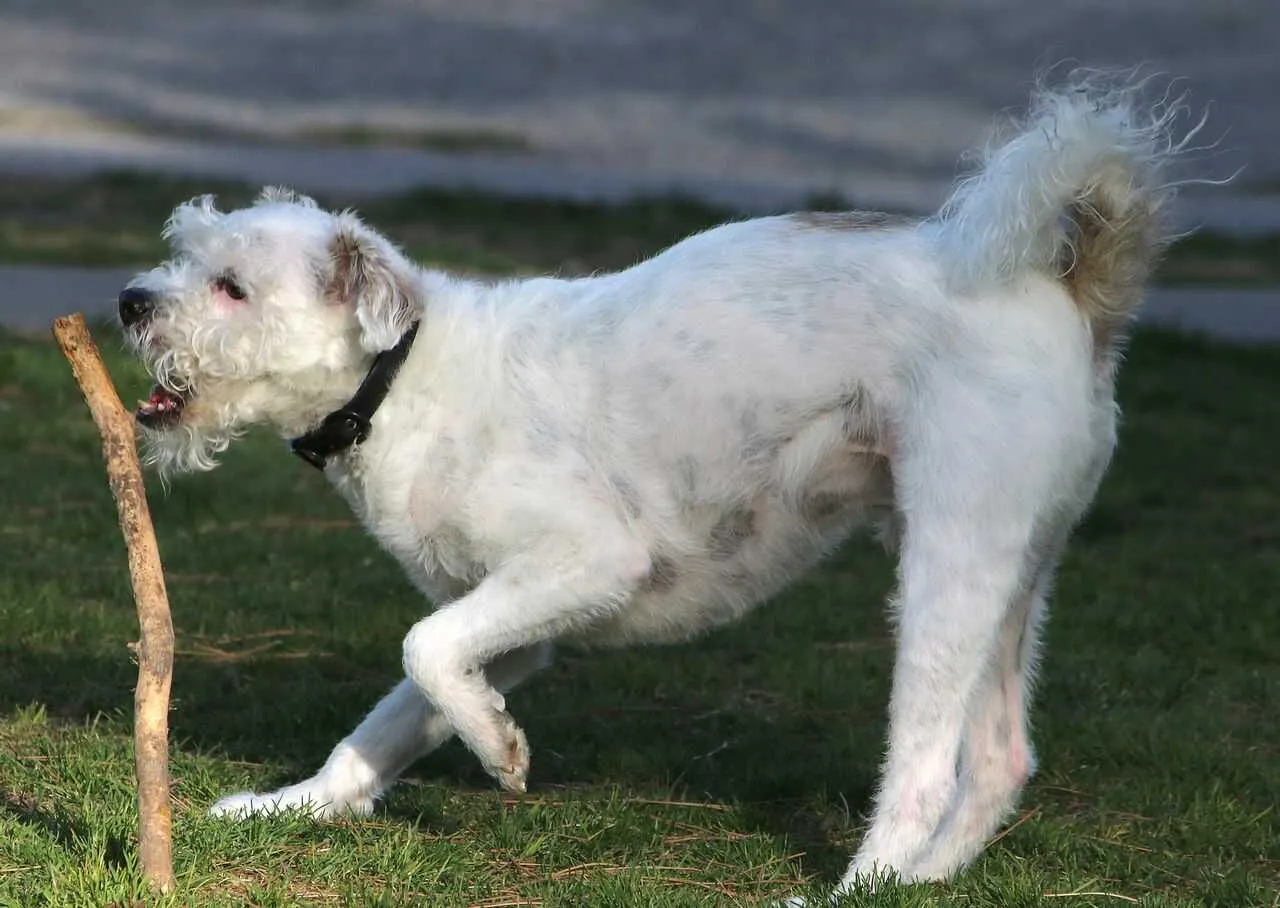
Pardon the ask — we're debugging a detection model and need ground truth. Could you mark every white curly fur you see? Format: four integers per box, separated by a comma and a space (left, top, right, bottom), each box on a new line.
120, 70, 1204, 893
939, 80, 1185, 281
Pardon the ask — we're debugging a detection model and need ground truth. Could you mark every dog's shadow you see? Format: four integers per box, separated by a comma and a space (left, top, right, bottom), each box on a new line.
1, 527, 896, 883
0, 619, 887, 882
395, 627, 888, 881
0, 783, 131, 871
510, 669, 880, 882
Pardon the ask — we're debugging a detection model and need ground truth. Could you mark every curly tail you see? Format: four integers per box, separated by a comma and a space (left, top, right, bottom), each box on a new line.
934, 71, 1209, 349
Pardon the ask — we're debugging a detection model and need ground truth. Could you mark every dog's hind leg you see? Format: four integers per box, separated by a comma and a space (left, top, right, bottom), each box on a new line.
840, 522, 1033, 886
838, 379, 1087, 888
209, 643, 552, 819
905, 427, 1113, 880
903, 554, 1056, 880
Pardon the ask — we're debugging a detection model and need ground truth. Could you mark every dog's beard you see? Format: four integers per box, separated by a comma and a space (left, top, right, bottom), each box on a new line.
132, 371, 245, 478
126, 324, 248, 478
139, 418, 238, 478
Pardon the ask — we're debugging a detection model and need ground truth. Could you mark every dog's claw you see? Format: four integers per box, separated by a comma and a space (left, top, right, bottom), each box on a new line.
487, 717, 530, 793
497, 767, 528, 793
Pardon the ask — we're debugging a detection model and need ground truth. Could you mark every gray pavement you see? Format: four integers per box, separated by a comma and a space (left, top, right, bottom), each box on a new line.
0, 265, 136, 334
2, 265, 1274, 344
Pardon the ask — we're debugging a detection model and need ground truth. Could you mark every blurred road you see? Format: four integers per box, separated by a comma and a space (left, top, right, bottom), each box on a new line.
0, 0, 1274, 227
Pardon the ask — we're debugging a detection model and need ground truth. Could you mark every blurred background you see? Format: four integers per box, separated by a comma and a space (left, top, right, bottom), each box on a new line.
1, 7, 1277, 904
0, 0, 1274, 209
0, 0, 1276, 334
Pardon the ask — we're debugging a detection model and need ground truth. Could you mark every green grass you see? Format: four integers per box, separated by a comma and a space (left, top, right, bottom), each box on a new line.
0, 172, 1277, 285
1, 309, 1277, 907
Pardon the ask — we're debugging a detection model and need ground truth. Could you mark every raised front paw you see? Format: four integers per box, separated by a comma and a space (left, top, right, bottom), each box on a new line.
480, 710, 530, 794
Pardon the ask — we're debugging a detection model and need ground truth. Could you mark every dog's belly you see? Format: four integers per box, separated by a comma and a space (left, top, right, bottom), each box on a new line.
579, 453, 895, 647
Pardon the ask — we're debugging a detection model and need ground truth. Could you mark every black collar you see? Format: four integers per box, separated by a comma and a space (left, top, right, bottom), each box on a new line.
291, 322, 420, 470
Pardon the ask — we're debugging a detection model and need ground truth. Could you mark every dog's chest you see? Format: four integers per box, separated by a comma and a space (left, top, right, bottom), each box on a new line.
328, 447, 486, 603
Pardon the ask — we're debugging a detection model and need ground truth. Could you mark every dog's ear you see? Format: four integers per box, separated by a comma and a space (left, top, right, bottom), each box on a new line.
257, 186, 318, 208
326, 217, 421, 353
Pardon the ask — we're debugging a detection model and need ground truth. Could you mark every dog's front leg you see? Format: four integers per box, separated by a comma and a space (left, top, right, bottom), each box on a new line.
210, 643, 554, 819
403, 535, 651, 792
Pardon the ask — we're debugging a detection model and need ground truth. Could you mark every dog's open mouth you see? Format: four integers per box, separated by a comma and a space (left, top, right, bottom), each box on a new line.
136, 384, 189, 429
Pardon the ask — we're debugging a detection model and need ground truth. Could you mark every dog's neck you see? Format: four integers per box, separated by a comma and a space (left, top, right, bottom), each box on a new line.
290, 322, 421, 470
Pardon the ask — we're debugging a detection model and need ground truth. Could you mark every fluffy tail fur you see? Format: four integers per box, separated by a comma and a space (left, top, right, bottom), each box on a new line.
934, 71, 1207, 347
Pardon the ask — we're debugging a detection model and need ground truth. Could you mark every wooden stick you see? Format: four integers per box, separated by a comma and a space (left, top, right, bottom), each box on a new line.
53, 313, 176, 893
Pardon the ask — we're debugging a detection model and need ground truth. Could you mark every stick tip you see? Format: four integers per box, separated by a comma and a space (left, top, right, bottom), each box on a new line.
51, 312, 91, 345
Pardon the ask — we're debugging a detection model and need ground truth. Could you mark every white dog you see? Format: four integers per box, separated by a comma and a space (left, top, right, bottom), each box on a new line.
119, 73, 1199, 890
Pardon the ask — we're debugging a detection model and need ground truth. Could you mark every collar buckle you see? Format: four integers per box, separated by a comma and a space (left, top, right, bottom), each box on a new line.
291, 408, 370, 469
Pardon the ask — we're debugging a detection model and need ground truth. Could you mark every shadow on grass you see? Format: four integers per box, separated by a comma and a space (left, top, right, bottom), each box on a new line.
1, 788, 130, 871
0, 623, 890, 880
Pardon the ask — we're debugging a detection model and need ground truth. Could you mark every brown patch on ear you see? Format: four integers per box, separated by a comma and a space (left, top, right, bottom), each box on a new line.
325, 228, 363, 305
789, 210, 915, 232
326, 221, 421, 352
325, 226, 415, 304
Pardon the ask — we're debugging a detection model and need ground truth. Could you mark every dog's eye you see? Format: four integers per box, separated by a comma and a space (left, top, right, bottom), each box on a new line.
213, 275, 248, 301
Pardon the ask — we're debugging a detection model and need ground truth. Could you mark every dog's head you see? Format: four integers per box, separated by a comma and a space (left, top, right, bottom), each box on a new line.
119, 187, 422, 475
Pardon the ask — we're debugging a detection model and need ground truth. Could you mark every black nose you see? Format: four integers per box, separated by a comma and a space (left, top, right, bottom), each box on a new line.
118, 286, 156, 327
